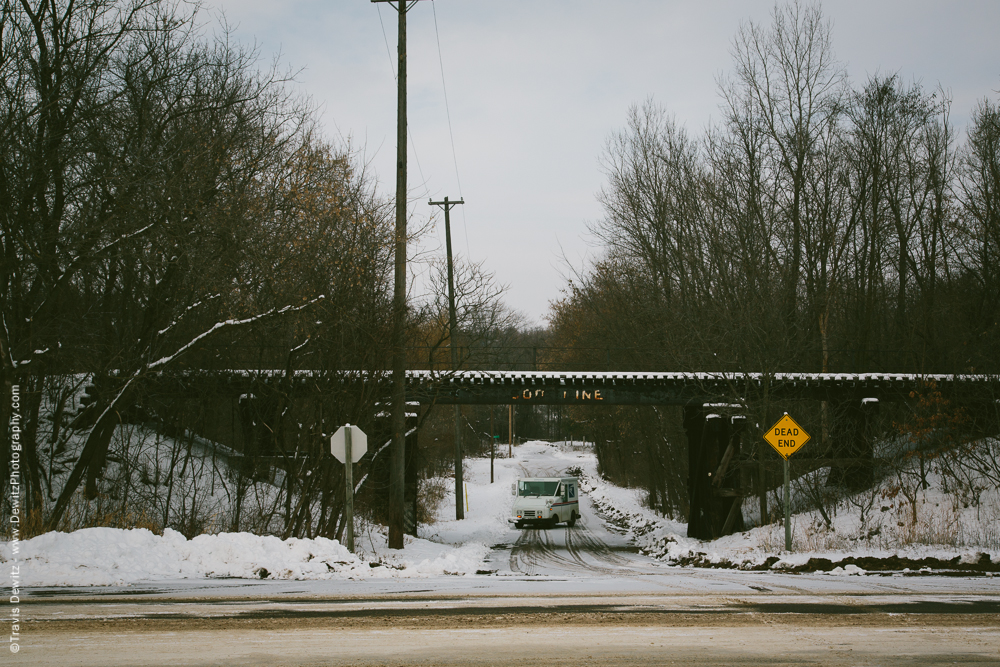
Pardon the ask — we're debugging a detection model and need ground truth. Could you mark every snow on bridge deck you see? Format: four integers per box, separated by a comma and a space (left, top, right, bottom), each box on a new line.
149, 369, 1000, 405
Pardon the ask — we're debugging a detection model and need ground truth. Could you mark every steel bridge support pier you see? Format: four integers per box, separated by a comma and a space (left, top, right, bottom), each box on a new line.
684, 405, 745, 540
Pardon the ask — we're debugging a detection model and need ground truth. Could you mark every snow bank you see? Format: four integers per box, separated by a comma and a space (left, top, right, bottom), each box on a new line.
606, 466, 1000, 572
0, 527, 488, 587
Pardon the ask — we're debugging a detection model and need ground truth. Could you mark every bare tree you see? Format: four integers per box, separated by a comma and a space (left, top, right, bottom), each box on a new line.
841, 75, 951, 368
953, 97, 1000, 365
0, 0, 397, 534
720, 0, 845, 360
412, 257, 521, 370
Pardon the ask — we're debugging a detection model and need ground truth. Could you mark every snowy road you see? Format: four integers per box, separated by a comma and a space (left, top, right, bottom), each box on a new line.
504, 477, 649, 577
487, 441, 670, 581
506, 524, 641, 577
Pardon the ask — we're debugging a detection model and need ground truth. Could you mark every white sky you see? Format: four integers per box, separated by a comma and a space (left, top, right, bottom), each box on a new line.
208, 0, 1000, 326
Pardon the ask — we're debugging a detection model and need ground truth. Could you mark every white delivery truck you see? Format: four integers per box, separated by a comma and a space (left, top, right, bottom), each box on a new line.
509, 477, 580, 528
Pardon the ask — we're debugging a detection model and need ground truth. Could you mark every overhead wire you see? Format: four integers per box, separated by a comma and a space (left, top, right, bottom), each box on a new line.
376, 3, 428, 195
431, 0, 471, 259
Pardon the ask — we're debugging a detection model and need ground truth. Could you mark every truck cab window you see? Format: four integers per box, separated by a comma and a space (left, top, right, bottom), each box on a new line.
518, 481, 559, 497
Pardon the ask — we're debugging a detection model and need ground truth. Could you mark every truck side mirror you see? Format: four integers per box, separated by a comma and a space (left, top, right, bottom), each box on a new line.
511, 483, 516, 496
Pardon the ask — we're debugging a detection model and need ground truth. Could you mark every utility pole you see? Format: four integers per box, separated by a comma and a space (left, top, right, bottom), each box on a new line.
372, 0, 424, 549
429, 196, 465, 519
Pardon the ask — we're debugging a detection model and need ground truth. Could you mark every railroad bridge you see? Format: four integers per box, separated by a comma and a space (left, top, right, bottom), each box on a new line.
405, 370, 988, 405
146, 369, 1000, 540
417, 370, 998, 539
157, 368, 998, 404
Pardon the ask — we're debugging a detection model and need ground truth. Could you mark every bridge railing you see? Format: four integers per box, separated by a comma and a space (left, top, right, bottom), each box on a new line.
165, 342, 996, 375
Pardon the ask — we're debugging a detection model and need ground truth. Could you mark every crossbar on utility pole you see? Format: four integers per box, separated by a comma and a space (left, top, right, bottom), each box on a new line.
372, 0, 427, 549
429, 196, 465, 520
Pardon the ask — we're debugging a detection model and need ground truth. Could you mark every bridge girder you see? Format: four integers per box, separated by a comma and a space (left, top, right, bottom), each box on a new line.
405, 371, 998, 406
141, 369, 1000, 405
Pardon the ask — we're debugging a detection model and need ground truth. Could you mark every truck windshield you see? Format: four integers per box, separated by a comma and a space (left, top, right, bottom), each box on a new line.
518, 481, 559, 497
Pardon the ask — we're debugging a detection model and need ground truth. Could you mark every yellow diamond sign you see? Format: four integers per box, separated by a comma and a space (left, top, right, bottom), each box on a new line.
764, 414, 811, 459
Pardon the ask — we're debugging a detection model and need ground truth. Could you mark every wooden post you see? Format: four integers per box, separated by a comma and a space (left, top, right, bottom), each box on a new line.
758, 459, 768, 526
430, 197, 465, 520
508, 404, 513, 456
371, 0, 416, 550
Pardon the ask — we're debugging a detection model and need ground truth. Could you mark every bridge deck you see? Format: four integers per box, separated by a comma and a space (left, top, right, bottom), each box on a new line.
151, 370, 999, 405
407, 371, 997, 405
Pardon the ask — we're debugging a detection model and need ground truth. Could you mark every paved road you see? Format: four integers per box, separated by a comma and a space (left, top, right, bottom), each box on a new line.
14, 589, 1000, 666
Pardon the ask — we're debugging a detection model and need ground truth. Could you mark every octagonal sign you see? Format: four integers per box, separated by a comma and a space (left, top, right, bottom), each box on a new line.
764, 414, 810, 460
330, 424, 367, 464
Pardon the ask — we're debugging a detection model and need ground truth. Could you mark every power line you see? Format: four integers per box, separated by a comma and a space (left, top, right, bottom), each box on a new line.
431, 0, 463, 197
431, 0, 471, 259
376, 3, 428, 193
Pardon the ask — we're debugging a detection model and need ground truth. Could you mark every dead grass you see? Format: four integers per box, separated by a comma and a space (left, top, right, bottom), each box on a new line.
5, 508, 45, 540
417, 478, 451, 525
55, 493, 163, 535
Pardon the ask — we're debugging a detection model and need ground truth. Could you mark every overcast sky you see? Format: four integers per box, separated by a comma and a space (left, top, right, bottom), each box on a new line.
208, 0, 1000, 327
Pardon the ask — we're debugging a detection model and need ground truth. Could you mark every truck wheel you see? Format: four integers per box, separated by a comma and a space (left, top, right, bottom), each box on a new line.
514, 521, 524, 529
567, 511, 577, 527
548, 514, 559, 529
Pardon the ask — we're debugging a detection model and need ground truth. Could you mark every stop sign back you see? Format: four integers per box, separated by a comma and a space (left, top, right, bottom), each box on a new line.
330, 424, 367, 463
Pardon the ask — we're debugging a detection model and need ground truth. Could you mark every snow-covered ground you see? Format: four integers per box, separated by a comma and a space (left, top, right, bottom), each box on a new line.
3, 440, 999, 587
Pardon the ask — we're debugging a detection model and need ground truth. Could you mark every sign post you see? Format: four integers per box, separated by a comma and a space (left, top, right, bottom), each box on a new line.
763, 414, 810, 552
491, 435, 498, 483
331, 424, 368, 553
